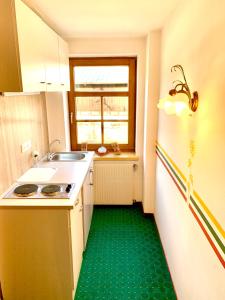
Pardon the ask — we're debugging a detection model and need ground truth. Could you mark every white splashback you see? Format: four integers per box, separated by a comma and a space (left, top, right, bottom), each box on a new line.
45, 92, 71, 152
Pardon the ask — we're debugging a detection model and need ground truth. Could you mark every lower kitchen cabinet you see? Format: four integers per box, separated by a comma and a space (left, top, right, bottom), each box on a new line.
0, 192, 85, 300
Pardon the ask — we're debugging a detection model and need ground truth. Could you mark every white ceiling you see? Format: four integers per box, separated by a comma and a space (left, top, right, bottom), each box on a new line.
23, 0, 181, 38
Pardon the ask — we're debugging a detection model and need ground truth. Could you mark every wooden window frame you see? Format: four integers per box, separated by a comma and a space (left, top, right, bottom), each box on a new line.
68, 57, 136, 151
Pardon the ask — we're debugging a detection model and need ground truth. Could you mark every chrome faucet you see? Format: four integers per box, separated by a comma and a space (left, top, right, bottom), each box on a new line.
47, 139, 60, 160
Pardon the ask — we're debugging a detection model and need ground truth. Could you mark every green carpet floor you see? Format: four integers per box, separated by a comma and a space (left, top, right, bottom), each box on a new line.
75, 206, 176, 300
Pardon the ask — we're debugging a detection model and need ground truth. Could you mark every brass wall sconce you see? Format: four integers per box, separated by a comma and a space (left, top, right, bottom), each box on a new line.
158, 65, 199, 116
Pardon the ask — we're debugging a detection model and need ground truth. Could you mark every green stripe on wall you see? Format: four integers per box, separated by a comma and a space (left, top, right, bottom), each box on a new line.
156, 142, 225, 266
190, 196, 225, 255
156, 146, 186, 192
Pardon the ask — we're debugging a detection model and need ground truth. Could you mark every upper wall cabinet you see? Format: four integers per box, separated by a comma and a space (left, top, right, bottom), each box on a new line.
58, 37, 70, 91
0, 0, 70, 92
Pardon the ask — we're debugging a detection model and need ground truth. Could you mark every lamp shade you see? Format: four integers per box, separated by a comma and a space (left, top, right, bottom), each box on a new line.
158, 93, 191, 116
157, 95, 176, 115
173, 93, 190, 116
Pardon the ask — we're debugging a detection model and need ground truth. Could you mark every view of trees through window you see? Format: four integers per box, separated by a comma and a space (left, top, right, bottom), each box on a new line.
69, 57, 136, 151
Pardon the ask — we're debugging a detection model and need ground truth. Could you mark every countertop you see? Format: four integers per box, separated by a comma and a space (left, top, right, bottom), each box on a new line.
0, 152, 94, 208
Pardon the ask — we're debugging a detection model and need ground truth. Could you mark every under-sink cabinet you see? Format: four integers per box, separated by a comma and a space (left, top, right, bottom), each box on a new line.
0, 191, 86, 300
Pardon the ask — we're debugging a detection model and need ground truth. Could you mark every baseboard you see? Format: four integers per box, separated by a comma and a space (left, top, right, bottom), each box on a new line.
93, 202, 154, 219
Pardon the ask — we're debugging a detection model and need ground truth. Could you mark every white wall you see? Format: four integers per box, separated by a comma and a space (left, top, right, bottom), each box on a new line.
69, 37, 146, 201
156, 0, 225, 299
143, 31, 161, 213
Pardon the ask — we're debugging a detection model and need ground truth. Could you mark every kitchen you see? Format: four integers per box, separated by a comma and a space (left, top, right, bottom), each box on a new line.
0, 0, 225, 300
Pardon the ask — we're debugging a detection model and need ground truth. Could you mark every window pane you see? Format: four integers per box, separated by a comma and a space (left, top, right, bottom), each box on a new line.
77, 122, 101, 144
74, 66, 129, 92
104, 122, 128, 144
76, 97, 101, 120
103, 97, 128, 120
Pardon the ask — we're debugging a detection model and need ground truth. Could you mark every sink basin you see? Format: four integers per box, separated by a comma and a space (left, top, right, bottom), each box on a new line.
49, 152, 86, 162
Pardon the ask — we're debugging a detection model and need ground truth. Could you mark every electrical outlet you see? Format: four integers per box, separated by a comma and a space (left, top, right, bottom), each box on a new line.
21, 140, 32, 153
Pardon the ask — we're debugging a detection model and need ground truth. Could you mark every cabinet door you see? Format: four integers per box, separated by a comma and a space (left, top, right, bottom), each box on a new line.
44, 26, 60, 91
58, 37, 70, 91
70, 193, 84, 295
15, 0, 46, 92
82, 167, 94, 248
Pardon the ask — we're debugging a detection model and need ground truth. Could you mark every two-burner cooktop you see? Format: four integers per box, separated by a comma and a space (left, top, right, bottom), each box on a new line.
3, 183, 75, 199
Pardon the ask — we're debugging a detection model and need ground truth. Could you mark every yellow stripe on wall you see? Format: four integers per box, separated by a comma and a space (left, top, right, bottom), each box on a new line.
193, 190, 225, 240
156, 141, 225, 241
156, 142, 187, 183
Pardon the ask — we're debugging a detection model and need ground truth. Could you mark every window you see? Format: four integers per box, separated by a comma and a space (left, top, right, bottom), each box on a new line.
68, 57, 136, 151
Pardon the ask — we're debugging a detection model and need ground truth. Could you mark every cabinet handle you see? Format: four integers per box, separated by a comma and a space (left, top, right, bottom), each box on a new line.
61, 83, 65, 86
40, 81, 45, 84
47, 82, 52, 85
70, 112, 73, 125
89, 168, 94, 186
133, 164, 138, 171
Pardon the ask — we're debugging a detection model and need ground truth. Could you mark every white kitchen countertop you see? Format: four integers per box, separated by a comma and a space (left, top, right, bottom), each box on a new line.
0, 152, 94, 208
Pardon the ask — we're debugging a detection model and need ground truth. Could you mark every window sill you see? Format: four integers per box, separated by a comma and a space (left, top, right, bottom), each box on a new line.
93, 152, 139, 161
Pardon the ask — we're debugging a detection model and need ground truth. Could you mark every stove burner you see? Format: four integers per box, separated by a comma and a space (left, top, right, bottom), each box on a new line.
41, 185, 61, 196
14, 184, 38, 197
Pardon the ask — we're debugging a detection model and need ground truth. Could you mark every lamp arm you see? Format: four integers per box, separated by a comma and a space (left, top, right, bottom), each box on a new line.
174, 83, 191, 99
171, 64, 189, 87
172, 65, 192, 99
176, 89, 191, 99
166, 64, 199, 113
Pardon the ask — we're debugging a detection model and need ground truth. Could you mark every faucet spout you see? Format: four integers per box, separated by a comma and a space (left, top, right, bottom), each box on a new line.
47, 139, 61, 160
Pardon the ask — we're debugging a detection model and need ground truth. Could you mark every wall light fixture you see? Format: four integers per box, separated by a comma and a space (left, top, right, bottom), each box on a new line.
158, 65, 199, 116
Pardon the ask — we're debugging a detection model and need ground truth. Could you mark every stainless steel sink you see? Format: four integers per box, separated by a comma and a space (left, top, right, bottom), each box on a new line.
48, 152, 86, 162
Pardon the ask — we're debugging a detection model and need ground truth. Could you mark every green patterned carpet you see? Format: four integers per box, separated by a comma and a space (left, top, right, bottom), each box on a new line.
75, 206, 176, 300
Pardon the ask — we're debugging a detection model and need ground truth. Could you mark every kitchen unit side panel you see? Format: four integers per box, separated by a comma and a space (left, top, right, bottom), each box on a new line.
82, 165, 94, 248
0, 0, 22, 92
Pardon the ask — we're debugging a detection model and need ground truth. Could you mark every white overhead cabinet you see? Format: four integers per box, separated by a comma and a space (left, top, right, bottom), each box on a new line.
0, 0, 69, 92
58, 37, 70, 91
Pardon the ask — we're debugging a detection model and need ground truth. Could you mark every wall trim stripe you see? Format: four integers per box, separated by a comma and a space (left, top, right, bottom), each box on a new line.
156, 150, 187, 202
157, 142, 187, 183
156, 146, 186, 192
190, 196, 225, 255
189, 205, 225, 268
156, 142, 225, 268
193, 190, 225, 240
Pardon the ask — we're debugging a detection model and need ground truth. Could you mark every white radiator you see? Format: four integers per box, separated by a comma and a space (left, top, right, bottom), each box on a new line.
94, 162, 135, 205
